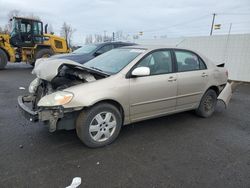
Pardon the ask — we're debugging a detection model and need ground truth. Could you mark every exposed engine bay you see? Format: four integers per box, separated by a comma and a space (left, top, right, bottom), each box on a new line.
19, 61, 109, 132
50, 64, 105, 90
31, 63, 107, 110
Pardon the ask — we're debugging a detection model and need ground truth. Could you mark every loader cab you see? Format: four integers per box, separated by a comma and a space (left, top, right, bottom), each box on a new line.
10, 17, 44, 47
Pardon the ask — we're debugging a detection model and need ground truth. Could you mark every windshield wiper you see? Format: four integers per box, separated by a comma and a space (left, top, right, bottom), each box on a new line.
90, 66, 104, 72
87, 66, 110, 76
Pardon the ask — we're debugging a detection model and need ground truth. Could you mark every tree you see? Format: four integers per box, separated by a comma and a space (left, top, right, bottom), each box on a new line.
0, 25, 10, 34
7, 10, 20, 32
47, 24, 54, 34
27, 13, 40, 20
60, 22, 75, 47
94, 34, 103, 43
85, 34, 93, 44
115, 30, 123, 40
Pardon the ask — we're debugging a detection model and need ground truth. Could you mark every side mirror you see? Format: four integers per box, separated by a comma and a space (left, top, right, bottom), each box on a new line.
131, 67, 150, 77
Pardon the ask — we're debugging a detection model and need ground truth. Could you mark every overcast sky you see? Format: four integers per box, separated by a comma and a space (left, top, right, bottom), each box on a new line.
0, 0, 249, 45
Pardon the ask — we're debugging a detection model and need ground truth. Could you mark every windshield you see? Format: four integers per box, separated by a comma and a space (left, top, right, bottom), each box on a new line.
84, 48, 144, 74
10, 18, 19, 37
72, 44, 98, 54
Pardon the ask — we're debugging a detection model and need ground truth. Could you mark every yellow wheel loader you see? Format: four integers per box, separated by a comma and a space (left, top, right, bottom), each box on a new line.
0, 17, 70, 69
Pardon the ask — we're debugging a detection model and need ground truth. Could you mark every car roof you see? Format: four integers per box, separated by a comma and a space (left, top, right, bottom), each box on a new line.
93, 41, 136, 46
121, 45, 194, 50
121, 45, 212, 63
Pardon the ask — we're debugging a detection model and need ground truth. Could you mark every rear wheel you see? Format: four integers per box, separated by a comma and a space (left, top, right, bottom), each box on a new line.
76, 103, 122, 148
196, 89, 217, 118
0, 48, 8, 69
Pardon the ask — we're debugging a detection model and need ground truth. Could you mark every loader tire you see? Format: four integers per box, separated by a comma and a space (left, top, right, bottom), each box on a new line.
0, 48, 8, 69
34, 48, 54, 62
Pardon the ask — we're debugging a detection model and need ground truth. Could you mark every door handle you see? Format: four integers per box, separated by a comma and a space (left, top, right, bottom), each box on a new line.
201, 72, 208, 77
168, 76, 177, 82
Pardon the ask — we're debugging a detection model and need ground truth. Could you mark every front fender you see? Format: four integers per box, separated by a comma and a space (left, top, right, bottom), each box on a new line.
62, 77, 129, 110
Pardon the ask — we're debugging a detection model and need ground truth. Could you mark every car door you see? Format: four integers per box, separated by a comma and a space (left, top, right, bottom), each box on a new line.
174, 50, 209, 110
129, 50, 178, 122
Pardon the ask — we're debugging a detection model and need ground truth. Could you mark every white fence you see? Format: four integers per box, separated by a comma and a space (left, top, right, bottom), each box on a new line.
136, 34, 250, 82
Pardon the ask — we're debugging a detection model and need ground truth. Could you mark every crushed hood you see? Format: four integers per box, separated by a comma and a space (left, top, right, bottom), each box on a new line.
32, 58, 86, 81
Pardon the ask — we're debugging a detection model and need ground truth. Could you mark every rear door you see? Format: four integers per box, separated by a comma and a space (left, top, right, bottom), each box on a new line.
129, 49, 178, 122
174, 50, 209, 110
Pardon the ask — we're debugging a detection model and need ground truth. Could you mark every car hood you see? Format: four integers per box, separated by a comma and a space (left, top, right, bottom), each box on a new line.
32, 58, 86, 81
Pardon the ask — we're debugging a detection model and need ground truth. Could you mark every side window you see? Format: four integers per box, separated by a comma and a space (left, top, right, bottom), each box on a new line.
175, 51, 206, 72
136, 50, 173, 75
199, 58, 207, 70
97, 44, 114, 54
20, 23, 31, 33
33, 22, 42, 35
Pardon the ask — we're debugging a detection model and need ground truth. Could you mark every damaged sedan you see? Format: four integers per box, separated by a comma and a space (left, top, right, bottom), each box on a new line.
18, 46, 230, 148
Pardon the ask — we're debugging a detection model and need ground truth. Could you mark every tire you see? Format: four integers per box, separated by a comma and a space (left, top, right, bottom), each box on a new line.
33, 48, 54, 65
76, 103, 122, 148
0, 48, 8, 69
196, 89, 217, 118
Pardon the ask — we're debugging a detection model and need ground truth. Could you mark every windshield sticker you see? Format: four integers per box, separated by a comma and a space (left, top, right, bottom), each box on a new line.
130, 49, 145, 53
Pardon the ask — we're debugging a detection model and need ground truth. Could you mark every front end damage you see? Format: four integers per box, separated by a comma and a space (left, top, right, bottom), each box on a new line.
18, 95, 67, 132
18, 59, 107, 132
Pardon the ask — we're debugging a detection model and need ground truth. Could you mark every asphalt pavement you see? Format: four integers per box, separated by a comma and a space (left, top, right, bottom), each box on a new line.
0, 63, 250, 188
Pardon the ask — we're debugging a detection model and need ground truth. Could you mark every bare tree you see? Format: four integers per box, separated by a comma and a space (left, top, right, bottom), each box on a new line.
85, 34, 93, 44
47, 24, 54, 34
85, 33, 115, 44
0, 25, 10, 34
27, 13, 40, 20
7, 9, 20, 32
60, 22, 75, 47
94, 34, 103, 43
115, 30, 123, 41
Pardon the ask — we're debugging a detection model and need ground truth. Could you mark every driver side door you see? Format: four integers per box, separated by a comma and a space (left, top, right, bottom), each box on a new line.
129, 50, 178, 122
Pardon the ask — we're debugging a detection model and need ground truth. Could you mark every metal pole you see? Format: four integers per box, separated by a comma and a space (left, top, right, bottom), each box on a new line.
228, 23, 232, 35
210, 13, 216, 36
223, 23, 232, 64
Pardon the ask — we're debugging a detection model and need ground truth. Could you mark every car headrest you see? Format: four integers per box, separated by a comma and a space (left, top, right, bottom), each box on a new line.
185, 58, 197, 66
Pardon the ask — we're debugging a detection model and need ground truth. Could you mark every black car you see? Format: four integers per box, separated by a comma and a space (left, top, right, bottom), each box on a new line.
50, 41, 136, 64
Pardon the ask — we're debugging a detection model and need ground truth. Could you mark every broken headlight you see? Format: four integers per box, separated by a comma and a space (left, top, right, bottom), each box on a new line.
37, 91, 74, 107
29, 78, 41, 94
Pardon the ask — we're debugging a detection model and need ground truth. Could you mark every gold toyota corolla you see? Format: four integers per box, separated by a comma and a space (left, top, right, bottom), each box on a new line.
18, 46, 230, 148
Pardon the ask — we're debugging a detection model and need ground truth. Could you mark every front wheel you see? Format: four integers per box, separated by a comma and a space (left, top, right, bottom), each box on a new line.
196, 89, 217, 118
0, 48, 8, 69
76, 103, 122, 148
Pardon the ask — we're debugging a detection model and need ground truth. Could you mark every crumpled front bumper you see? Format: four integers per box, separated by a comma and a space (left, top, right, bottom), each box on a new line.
18, 96, 38, 122
17, 95, 64, 132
